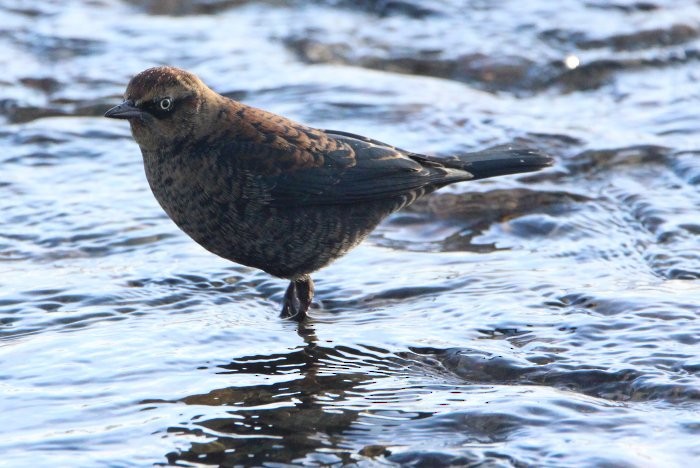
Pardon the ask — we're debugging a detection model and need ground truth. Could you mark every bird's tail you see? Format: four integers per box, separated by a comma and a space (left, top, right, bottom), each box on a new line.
439, 145, 553, 180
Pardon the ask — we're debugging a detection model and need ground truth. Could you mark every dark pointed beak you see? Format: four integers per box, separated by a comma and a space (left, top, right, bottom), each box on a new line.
104, 100, 141, 120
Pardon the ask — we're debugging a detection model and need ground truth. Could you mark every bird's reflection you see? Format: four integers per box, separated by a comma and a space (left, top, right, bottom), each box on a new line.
163, 323, 376, 466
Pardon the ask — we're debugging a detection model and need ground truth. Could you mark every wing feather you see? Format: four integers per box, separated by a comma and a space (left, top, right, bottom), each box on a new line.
218, 126, 473, 207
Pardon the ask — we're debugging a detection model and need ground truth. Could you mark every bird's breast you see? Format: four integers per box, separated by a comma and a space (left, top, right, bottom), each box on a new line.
141, 147, 247, 236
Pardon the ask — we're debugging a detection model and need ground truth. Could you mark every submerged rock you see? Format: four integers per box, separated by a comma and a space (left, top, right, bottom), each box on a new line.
287, 19, 700, 94
407, 189, 588, 228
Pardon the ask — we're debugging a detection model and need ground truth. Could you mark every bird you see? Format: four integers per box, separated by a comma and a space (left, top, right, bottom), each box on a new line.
105, 66, 552, 321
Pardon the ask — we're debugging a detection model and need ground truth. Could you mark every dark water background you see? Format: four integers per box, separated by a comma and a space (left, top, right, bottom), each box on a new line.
1, 0, 699, 466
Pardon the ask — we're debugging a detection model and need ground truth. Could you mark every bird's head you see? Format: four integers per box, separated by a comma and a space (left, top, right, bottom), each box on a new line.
105, 66, 215, 151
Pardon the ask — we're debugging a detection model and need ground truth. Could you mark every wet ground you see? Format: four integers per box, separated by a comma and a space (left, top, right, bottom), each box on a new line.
1, 0, 699, 466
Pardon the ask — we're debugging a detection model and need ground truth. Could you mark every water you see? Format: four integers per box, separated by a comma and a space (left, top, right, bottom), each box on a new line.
1, 0, 699, 466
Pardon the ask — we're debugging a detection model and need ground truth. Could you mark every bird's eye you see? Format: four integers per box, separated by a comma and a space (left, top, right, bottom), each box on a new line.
159, 97, 173, 111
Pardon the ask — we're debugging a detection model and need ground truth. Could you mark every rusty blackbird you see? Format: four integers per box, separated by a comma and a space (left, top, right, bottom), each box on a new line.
105, 66, 552, 321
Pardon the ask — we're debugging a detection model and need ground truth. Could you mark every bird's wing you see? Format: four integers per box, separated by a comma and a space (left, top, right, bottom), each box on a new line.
217, 102, 472, 207
253, 129, 472, 207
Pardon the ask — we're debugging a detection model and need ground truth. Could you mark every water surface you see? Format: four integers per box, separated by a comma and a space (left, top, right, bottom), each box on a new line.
1, 0, 699, 466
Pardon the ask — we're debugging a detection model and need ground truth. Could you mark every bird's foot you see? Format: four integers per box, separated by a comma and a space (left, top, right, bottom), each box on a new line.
281, 275, 315, 321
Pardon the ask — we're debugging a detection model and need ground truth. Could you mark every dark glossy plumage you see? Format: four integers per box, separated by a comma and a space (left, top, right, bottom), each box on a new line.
105, 66, 552, 320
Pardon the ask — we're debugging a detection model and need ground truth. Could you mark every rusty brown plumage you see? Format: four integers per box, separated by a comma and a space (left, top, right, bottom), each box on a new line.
105, 66, 552, 321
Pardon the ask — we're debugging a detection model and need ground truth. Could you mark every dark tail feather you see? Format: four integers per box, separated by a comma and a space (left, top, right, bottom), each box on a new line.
442, 145, 553, 180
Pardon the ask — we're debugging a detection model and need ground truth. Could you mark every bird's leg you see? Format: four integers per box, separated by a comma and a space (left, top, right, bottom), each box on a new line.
280, 275, 315, 321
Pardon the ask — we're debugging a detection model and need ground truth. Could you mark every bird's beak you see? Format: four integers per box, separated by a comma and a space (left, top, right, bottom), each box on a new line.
104, 100, 141, 120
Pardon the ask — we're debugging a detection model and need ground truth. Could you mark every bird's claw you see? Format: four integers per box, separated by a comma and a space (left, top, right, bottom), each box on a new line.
280, 275, 315, 322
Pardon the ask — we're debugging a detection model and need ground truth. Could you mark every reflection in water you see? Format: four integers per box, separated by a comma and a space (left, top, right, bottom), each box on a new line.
159, 328, 700, 465
163, 326, 379, 465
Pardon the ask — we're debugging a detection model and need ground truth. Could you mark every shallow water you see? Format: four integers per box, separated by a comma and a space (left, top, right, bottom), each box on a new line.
1, 0, 699, 466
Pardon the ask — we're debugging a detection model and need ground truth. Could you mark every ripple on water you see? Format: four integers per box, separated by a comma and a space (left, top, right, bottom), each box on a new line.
1, 0, 700, 466
158, 339, 698, 466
